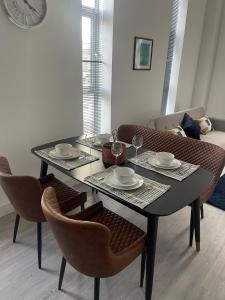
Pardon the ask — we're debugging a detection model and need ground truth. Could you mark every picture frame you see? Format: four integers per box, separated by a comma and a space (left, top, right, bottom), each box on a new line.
133, 37, 153, 70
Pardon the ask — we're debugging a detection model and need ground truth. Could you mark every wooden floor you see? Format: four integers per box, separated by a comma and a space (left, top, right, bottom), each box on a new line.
0, 184, 225, 300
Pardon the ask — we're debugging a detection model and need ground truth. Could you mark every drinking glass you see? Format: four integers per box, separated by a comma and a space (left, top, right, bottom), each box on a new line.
86, 132, 96, 159
132, 135, 143, 161
111, 142, 123, 165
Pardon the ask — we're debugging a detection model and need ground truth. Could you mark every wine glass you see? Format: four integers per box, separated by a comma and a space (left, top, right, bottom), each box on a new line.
86, 132, 96, 159
132, 135, 143, 161
111, 142, 123, 165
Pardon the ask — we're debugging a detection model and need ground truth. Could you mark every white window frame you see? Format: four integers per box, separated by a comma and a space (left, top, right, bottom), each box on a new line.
82, 0, 103, 134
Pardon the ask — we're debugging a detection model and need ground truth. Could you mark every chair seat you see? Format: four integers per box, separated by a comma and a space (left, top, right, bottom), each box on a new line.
88, 206, 145, 254
40, 174, 86, 214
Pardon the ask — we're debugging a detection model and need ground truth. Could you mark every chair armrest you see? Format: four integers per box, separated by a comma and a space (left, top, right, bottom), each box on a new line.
39, 173, 55, 184
67, 201, 103, 220
210, 117, 225, 132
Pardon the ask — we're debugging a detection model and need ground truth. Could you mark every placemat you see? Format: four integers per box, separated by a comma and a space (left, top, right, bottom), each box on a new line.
85, 168, 170, 209
35, 147, 99, 171
76, 134, 132, 151
129, 151, 200, 181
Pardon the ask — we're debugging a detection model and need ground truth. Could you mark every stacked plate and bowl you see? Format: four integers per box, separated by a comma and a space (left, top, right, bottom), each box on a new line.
148, 152, 181, 170
49, 144, 80, 160
104, 167, 143, 190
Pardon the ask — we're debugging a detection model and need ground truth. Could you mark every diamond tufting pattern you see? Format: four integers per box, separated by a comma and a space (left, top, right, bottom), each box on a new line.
42, 189, 146, 279
88, 207, 145, 253
118, 125, 225, 204
40, 175, 86, 214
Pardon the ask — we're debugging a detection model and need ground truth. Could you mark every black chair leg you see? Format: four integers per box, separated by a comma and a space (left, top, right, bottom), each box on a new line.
189, 207, 194, 247
58, 257, 67, 290
94, 278, 100, 300
140, 251, 146, 287
81, 204, 85, 211
37, 222, 42, 269
200, 205, 204, 219
13, 214, 20, 243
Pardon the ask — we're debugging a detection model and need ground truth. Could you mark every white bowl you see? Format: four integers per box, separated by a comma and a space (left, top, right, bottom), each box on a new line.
55, 143, 72, 156
113, 167, 135, 184
155, 152, 174, 165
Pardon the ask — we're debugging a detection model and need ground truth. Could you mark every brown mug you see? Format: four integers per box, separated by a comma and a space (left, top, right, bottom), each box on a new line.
102, 142, 126, 165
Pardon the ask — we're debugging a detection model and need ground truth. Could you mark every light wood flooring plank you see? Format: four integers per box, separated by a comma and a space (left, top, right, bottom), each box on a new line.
0, 186, 225, 300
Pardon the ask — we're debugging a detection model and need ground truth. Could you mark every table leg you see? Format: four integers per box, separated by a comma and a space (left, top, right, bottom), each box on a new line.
145, 215, 159, 300
40, 160, 48, 177
189, 206, 194, 247
193, 197, 200, 252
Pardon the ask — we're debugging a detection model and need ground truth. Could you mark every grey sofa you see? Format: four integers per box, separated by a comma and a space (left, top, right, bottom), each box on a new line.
148, 106, 225, 149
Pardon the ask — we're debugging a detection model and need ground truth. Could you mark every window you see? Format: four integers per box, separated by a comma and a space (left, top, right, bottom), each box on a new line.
161, 0, 188, 115
82, 0, 103, 134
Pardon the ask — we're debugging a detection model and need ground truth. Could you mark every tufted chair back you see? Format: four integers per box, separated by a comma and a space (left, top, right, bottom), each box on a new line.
0, 157, 45, 222
118, 125, 225, 204
42, 187, 145, 278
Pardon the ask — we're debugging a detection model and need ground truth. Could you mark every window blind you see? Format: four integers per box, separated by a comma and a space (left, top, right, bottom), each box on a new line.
82, 0, 103, 134
161, 0, 179, 115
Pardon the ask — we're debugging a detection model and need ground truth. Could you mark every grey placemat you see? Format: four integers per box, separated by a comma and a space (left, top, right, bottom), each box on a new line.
85, 168, 170, 209
35, 147, 99, 171
128, 151, 200, 181
76, 134, 132, 151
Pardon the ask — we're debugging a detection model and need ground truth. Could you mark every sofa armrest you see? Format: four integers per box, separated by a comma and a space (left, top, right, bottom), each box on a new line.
210, 117, 225, 132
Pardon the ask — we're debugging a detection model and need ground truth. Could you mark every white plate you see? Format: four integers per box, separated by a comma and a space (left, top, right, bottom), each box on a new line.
104, 174, 144, 190
148, 157, 181, 170
49, 148, 80, 160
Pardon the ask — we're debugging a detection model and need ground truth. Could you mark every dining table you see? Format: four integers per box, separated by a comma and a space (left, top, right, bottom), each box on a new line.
31, 135, 213, 300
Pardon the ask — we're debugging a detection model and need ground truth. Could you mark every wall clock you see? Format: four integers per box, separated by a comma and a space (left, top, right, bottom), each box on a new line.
3, 0, 47, 29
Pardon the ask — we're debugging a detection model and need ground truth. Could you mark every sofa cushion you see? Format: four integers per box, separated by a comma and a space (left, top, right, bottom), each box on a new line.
154, 106, 205, 131
181, 113, 201, 140
167, 125, 187, 137
200, 131, 225, 149
196, 116, 213, 134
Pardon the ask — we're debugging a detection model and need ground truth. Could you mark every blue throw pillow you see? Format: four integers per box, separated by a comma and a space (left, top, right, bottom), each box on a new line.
181, 113, 201, 140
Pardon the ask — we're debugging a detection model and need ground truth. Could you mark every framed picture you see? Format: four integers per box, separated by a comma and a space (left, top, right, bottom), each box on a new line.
133, 37, 153, 70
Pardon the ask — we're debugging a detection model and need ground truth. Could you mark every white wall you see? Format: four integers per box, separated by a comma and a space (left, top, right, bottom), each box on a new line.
111, 0, 171, 129
191, 0, 224, 109
0, 0, 83, 216
190, 0, 225, 118
175, 0, 207, 111
204, 1, 225, 118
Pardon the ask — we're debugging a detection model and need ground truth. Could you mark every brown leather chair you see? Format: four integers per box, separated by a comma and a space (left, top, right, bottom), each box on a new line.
41, 187, 146, 300
0, 156, 86, 269
118, 125, 225, 247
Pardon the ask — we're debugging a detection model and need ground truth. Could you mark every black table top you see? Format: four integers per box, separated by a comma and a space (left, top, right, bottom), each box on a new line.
31, 136, 213, 218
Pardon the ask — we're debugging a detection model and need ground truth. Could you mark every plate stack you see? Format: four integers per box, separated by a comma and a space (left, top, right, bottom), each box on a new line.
149, 152, 181, 170
105, 167, 143, 190
49, 143, 80, 160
